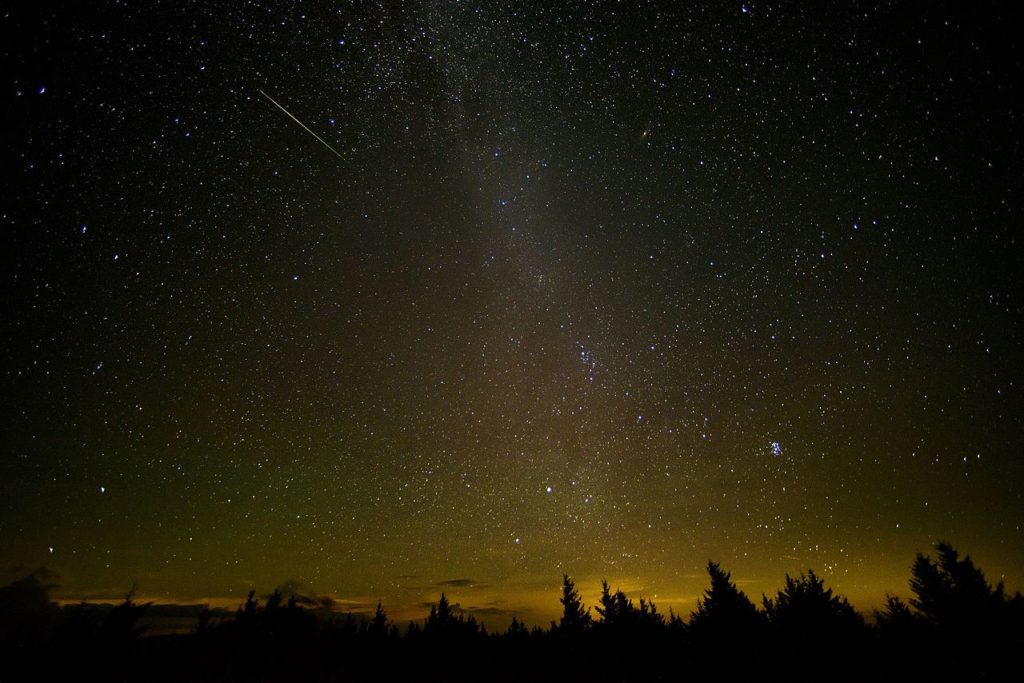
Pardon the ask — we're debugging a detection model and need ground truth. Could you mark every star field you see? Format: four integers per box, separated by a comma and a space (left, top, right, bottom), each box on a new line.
2, 1, 1022, 625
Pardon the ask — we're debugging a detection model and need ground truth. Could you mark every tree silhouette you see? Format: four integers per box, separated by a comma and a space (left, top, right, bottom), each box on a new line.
595, 579, 634, 628
265, 588, 283, 613
236, 589, 258, 623
1, 543, 1021, 682
592, 580, 665, 639
900, 540, 1024, 680
0, 569, 60, 641
638, 597, 666, 631
909, 541, 1003, 633
426, 592, 453, 633
763, 569, 863, 636
506, 616, 529, 639
422, 592, 484, 644
369, 600, 388, 638
666, 609, 686, 637
874, 594, 918, 631
99, 587, 151, 644
869, 592, 931, 681
689, 561, 763, 641
556, 574, 591, 634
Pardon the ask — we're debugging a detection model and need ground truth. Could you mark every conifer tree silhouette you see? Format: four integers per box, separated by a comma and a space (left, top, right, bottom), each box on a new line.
370, 600, 388, 638
763, 569, 863, 636
690, 561, 762, 639
100, 586, 151, 644
909, 541, 1001, 632
875, 594, 917, 631
557, 574, 591, 634
426, 592, 453, 632
506, 616, 529, 638
2, 546, 1022, 682
595, 579, 635, 628
236, 589, 258, 623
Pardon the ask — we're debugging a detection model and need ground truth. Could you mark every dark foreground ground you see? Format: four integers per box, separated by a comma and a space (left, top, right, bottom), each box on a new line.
2, 544, 1022, 681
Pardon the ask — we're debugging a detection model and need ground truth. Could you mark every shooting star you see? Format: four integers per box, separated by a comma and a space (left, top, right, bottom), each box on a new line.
258, 88, 344, 160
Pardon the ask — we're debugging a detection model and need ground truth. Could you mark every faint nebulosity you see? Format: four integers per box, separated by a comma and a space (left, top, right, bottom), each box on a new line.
2, 1, 1021, 625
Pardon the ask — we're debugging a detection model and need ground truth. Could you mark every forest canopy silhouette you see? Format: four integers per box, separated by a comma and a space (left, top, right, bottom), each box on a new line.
2, 542, 1021, 681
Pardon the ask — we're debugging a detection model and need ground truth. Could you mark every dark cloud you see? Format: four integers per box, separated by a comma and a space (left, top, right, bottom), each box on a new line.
461, 606, 513, 617
327, 599, 376, 612
435, 578, 489, 589
270, 580, 338, 610
141, 604, 232, 619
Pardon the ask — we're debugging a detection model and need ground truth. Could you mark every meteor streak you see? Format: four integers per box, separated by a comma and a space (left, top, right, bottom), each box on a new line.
258, 88, 344, 160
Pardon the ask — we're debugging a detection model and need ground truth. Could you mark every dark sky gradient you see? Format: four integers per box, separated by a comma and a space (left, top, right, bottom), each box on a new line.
3, 1, 1022, 627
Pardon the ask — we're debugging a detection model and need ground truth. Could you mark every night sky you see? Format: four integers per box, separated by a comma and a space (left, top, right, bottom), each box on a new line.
3, 1, 1022, 627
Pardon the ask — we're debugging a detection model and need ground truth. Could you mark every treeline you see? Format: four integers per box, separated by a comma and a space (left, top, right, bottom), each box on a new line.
1, 542, 1022, 681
